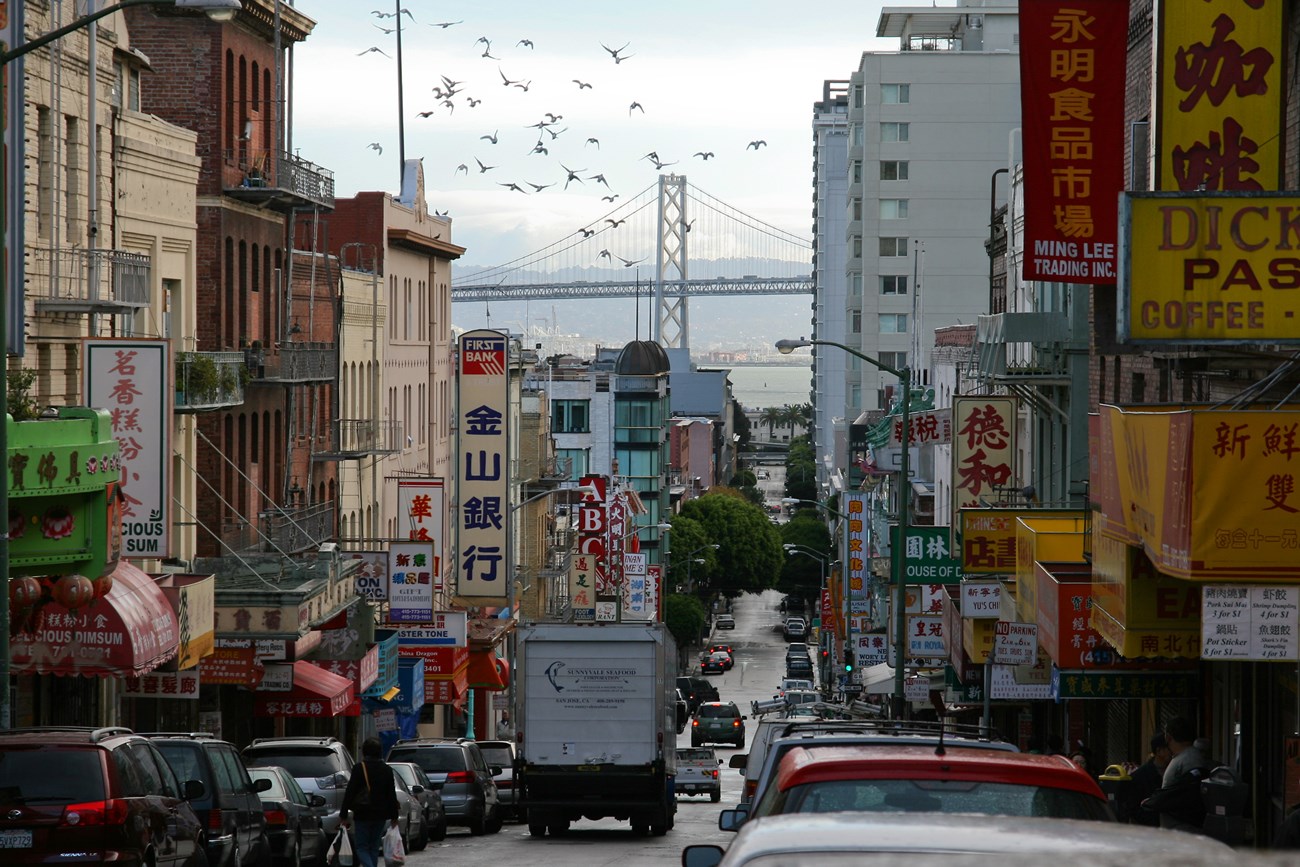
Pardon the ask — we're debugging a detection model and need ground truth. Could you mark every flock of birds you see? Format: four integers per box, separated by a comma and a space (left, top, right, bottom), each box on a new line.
355, 9, 772, 256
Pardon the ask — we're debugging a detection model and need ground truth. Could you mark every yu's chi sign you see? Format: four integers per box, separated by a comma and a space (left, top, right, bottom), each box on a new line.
455, 330, 509, 602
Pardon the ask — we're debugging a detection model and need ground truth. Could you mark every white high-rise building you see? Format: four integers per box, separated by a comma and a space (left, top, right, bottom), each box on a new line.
834, 3, 1020, 450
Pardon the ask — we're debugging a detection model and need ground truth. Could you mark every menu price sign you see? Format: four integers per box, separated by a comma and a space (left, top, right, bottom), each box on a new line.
1201, 585, 1299, 661
992, 621, 1038, 666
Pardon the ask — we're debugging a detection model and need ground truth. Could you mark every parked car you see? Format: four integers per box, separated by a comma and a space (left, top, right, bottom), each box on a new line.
677, 676, 720, 712
474, 740, 522, 822
144, 731, 272, 867
385, 737, 503, 835
388, 762, 447, 843
777, 678, 815, 696
707, 643, 735, 658
392, 772, 427, 851
701, 650, 733, 674
692, 702, 747, 747
242, 736, 355, 838
785, 655, 814, 680
0, 725, 205, 866
676, 747, 723, 802
684, 812, 1231, 867
716, 614, 736, 630
246, 765, 329, 867
675, 689, 691, 734
785, 642, 810, 657
783, 617, 808, 641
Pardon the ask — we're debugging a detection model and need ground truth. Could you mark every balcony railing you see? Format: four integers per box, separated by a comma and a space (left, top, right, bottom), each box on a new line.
175, 351, 246, 412
222, 500, 335, 554
30, 247, 151, 314
224, 148, 335, 210
245, 343, 337, 383
974, 312, 1071, 382
313, 419, 403, 460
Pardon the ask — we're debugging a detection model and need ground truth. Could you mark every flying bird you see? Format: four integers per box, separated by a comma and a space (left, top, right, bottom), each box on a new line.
417, 110, 436, 118
602, 41, 633, 63
586, 137, 601, 148
367, 142, 383, 154
693, 151, 715, 160
482, 47, 497, 59
357, 46, 390, 57
572, 79, 593, 89
606, 218, 627, 229
629, 101, 644, 115
455, 164, 468, 175
476, 36, 491, 48
476, 158, 496, 173
498, 182, 528, 194
441, 100, 455, 114
441, 75, 464, 92
616, 255, 646, 267
373, 23, 395, 35
435, 209, 449, 216
467, 97, 482, 107
530, 143, 549, 156
545, 113, 563, 123
527, 181, 555, 192
517, 39, 534, 48
747, 140, 767, 149
513, 80, 533, 92
480, 130, 499, 143
602, 194, 620, 202
579, 228, 596, 238
430, 20, 463, 28
544, 126, 568, 140
597, 249, 612, 260
642, 151, 660, 162
561, 164, 585, 189
589, 173, 610, 188
499, 68, 520, 87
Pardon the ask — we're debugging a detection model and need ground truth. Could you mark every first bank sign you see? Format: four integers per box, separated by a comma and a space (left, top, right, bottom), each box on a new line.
456, 330, 509, 602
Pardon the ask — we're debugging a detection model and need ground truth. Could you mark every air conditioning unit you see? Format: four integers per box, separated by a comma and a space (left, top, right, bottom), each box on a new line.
319, 541, 339, 559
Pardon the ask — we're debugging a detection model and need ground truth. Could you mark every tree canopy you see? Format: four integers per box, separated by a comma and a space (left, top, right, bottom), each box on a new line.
664, 593, 708, 652
778, 511, 833, 603
676, 492, 784, 597
784, 435, 818, 502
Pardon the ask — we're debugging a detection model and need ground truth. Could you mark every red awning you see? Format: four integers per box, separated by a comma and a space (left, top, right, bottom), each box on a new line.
467, 649, 508, 691
10, 561, 179, 677
253, 660, 355, 717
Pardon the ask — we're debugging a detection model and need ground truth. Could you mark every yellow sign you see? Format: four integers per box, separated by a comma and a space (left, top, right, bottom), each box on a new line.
1122, 194, 1300, 342
1156, 1, 1282, 191
963, 614, 995, 663
957, 509, 1081, 574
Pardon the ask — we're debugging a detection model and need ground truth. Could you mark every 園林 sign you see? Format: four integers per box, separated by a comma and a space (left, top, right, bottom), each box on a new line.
993, 621, 1038, 665
897, 527, 964, 585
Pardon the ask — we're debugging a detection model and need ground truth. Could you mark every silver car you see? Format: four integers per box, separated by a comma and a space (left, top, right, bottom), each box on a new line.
475, 740, 521, 821
392, 772, 426, 851
242, 737, 355, 837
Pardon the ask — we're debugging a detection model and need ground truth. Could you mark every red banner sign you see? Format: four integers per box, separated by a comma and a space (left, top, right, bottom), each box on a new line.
1020, 0, 1128, 284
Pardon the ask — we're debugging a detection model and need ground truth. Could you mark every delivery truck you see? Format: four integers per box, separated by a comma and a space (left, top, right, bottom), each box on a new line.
516, 622, 678, 837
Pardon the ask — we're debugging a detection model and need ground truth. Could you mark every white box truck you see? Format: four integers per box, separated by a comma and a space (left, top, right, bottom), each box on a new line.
516, 622, 678, 837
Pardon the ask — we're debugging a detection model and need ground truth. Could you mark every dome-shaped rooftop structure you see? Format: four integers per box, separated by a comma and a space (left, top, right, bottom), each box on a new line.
615, 340, 670, 376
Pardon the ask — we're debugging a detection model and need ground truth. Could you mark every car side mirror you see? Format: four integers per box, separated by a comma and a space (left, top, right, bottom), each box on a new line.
741, 715, 748, 720
489, 765, 502, 775
682, 845, 725, 867
411, 785, 425, 794
253, 777, 273, 793
183, 779, 206, 801
718, 807, 747, 832
728, 754, 746, 769
309, 793, 328, 808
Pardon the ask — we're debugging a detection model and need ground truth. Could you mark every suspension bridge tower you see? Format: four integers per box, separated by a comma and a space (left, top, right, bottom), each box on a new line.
653, 174, 690, 349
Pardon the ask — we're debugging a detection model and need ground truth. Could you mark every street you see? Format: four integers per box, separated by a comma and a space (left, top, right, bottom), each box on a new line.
396, 589, 793, 866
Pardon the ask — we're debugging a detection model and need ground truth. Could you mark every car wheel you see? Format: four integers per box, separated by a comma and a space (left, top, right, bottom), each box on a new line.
486, 805, 504, 835
410, 815, 429, 851
529, 821, 547, 837
286, 836, 301, 867
710, 790, 721, 803
469, 809, 487, 836
516, 805, 528, 824
651, 824, 668, 836
185, 845, 212, 867
631, 823, 648, 836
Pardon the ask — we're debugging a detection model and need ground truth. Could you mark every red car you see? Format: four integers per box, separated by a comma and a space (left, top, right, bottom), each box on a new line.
701, 651, 733, 674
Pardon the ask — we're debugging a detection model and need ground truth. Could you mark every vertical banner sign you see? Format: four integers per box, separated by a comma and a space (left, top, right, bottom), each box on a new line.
1019, 1, 1127, 283
397, 478, 445, 589
577, 474, 608, 620
387, 542, 435, 622
84, 340, 171, 557
456, 330, 508, 602
3, 1, 26, 354
841, 492, 868, 641
951, 396, 1018, 513
1156, 0, 1282, 192
647, 564, 662, 621
569, 553, 596, 622
605, 494, 626, 622
623, 551, 649, 620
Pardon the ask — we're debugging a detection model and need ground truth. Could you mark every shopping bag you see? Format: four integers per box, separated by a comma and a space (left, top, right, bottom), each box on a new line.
330, 829, 353, 867
383, 823, 406, 865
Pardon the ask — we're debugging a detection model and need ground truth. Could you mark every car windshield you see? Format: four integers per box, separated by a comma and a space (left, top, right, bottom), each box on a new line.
773, 779, 1111, 821
390, 765, 417, 786
698, 705, 737, 719
244, 748, 340, 778
478, 746, 512, 766
392, 749, 466, 773
0, 749, 105, 803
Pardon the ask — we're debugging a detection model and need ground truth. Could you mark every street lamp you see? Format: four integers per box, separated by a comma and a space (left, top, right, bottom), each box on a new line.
781, 497, 847, 520
778, 336, 912, 718
0, 0, 244, 731
677, 543, 719, 593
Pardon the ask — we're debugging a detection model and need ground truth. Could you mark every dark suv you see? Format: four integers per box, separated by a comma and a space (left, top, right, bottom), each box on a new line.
145, 732, 272, 867
386, 738, 503, 835
676, 675, 720, 712
0, 726, 206, 866
242, 736, 354, 837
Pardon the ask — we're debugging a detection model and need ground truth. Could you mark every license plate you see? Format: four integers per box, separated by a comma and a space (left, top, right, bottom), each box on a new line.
0, 830, 32, 848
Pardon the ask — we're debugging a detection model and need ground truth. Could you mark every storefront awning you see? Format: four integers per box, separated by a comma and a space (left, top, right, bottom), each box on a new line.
10, 561, 179, 677
467, 649, 509, 690
862, 662, 897, 695
254, 660, 354, 717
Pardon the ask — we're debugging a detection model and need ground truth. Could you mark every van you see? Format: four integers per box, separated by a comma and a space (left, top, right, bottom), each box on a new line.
727, 718, 791, 805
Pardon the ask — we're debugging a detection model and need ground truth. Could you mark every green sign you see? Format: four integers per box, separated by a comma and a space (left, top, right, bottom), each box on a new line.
894, 526, 964, 585
1051, 668, 1199, 700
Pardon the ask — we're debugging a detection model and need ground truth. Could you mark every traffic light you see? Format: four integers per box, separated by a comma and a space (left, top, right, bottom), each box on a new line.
843, 647, 854, 673
820, 648, 830, 661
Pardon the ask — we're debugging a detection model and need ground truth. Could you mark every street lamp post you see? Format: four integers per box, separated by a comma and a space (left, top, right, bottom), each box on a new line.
677, 543, 720, 593
778, 337, 912, 718
0, 0, 243, 731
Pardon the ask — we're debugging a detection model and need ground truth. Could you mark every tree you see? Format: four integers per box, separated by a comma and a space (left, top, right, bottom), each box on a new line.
759, 406, 782, 438
664, 593, 708, 656
785, 436, 818, 502
730, 401, 752, 452
778, 513, 833, 603
664, 514, 715, 592
677, 492, 784, 597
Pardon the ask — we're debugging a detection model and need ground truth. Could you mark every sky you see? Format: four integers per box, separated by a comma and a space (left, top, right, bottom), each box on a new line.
291, 1, 897, 272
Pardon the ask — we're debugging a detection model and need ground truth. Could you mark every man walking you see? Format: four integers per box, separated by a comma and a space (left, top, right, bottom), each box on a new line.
1155, 717, 1208, 831
340, 737, 400, 867
1124, 733, 1171, 825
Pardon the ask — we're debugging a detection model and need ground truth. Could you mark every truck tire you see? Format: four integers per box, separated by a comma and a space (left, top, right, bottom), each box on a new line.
548, 821, 569, 836
651, 824, 668, 836
710, 790, 721, 803
529, 822, 547, 837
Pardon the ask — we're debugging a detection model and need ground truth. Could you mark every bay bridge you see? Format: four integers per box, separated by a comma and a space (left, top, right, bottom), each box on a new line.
450, 175, 813, 348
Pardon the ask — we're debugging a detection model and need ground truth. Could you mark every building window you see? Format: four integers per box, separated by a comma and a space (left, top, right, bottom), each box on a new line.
880, 199, 909, 220
881, 275, 909, 295
879, 237, 909, 257
882, 83, 911, 104
878, 351, 908, 370
880, 160, 909, 181
851, 200, 862, 221
557, 448, 588, 479
851, 161, 862, 183
852, 236, 862, 258
552, 399, 590, 433
849, 272, 863, 298
880, 314, 909, 333
881, 122, 909, 142
850, 309, 862, 334
853, 85, 864, 108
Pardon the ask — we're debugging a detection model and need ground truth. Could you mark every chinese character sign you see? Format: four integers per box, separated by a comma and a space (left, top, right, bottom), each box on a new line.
890, 409, 951, 448
1157, 0, 1282, 192
1019, 0, 1127, 283
388, 543, 436, 622
397, 479, 446, 567
455, 331, 509, 601
951, 397, 1017, 512
840, 492, 868, 641
84, 339, 171, 558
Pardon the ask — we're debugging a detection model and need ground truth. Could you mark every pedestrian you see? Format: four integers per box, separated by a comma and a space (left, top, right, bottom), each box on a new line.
497, 711, 514, 741
1149, 716, 1209, 832
339, 737, 399, 867
1123, 733, 1171, 825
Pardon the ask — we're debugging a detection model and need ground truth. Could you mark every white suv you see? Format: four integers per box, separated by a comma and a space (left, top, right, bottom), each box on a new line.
716, 614, 736, 630
783, 617, 808, 641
